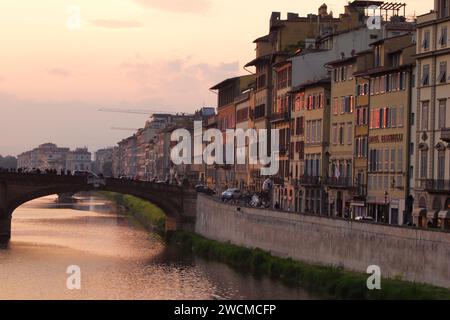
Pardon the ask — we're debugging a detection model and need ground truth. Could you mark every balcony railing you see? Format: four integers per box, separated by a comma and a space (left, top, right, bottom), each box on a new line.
299, 176, 321, 186
324, 177, 353, 189
270, 112, 289, 123
425, 180, 450, 193
441, 129, 450, 142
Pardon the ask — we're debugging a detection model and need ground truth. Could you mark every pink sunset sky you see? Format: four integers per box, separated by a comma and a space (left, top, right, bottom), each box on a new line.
0, 0, 431, 156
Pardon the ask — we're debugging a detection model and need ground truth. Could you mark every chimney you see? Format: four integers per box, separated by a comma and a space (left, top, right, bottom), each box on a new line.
287, 12, 299, 20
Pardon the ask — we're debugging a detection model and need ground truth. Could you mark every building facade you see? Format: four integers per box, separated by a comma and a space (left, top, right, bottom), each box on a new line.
414, 0, 450, 229
66, 148, 92, 172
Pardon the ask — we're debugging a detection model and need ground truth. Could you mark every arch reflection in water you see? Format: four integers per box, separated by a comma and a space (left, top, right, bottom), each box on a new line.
0, 194, 316, 300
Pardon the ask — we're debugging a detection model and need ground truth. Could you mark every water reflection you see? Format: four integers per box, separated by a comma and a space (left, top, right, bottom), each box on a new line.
0, 194, 316, 300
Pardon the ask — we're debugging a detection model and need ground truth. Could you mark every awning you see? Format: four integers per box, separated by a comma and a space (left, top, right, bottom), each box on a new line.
351, 201, 365, 207
413, 208, 427, 217
438, 211, 450, 219
427, 210, 438, 219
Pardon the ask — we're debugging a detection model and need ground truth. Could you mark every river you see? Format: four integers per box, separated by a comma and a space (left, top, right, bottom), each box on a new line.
0, 194, 315, 300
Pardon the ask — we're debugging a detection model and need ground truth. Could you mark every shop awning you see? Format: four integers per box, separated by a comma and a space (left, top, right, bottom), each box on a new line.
438, 211, 450, 219
350, 201, 365, 207
427, 210, 438, 219
413, 208, 427, 217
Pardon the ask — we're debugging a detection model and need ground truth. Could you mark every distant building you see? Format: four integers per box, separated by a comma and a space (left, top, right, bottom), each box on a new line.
94, 147, 114, 176
17, 143, 70, 171
66, 147, 92, 172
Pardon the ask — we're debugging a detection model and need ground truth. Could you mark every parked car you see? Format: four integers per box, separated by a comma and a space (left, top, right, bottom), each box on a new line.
355, 216, 374, 222
221, 188, 242, 201
195, 184, 215, 195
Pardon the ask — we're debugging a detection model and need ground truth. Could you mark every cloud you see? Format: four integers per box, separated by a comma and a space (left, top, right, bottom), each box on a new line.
120, 55, 239, 107
132, 0, 210, 13
90, 19, 142, 29
47, 68, 71, 78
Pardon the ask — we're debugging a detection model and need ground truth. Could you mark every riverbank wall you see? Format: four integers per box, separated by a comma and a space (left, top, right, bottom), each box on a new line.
99, 192, 166, 234
195, 194, 450, 289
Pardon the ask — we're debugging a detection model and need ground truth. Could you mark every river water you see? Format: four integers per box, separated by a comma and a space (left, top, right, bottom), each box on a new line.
0, 194, 315, 300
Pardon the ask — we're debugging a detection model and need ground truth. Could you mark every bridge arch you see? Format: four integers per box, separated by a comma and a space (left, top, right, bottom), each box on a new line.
0, 173, 197, 247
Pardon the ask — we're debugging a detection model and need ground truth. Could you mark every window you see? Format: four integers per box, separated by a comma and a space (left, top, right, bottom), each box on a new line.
348, 65, 353, 80
391, 107, 397, 128
339, 125, 344, 145
363, 107, 368, 125
438, 151, 446, 179
439, 0, 450, 18
347, 123, 352, 145
398, 105, 404, 127
391, 53, 401, 67
439, 99, 447, 129
399, 72, 406, 90
377, 149, 383, 172
384, 148, 389, 171
317, 120, 322, 143
420, 150, 428, 179
440, 26, 448, 47
391, 148, 396, 172
311, 121, 316, 143
423, 30, 431, 51
397, 147, 403, 172
341, 66, 346, 81
333, 97, 338, 115
439, 61, 447, 83
422, 64, 430, 86
395, 175, 403, 188
421, 101, 429, 130
374, 45, 381, 67
333, 124, 338, 145
379, 108, 385, 128
306, 121, 310, 143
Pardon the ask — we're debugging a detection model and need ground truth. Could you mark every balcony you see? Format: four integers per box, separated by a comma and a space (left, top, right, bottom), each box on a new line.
324, 177, 353, 189
299, 176, 321, 186
270, 112, 289, 123
425, 180, 450, 193
441, 129, 450, 142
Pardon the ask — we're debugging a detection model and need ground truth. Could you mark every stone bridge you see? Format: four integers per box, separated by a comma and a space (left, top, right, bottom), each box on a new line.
0, 172, 198, 247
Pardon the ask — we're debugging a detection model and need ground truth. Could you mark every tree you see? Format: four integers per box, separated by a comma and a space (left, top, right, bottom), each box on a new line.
0, 155, 17, 169
102, 161, 113, 177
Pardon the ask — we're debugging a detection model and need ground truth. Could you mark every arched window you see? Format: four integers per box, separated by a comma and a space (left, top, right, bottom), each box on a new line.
419, 197, 427, 209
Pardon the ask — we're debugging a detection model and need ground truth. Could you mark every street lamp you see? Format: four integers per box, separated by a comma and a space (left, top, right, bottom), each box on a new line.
384, 190, 389, 224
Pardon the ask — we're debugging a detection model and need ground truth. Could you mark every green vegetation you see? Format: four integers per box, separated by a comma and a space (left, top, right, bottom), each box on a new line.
99, 192, 165, 235
96, 192, 450, 299
169, 231, 450, 300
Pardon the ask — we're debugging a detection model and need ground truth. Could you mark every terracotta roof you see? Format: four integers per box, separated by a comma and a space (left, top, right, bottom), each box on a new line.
325, 55, 357, 67
291, 78, 331, 92
253, 34, 270, 43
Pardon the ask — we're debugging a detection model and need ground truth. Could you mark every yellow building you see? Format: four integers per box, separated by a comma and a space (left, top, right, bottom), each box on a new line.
326, 57, 357, 218
414, 0, 450, 229
291, 79, 331, 215
362, 33, 415, 225
351, 50, 374, 218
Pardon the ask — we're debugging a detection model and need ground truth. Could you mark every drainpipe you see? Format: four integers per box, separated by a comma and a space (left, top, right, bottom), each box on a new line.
405, 64, 413, 223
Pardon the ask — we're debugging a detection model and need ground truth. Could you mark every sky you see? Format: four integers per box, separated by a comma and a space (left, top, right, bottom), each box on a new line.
0, 0, 431, 156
